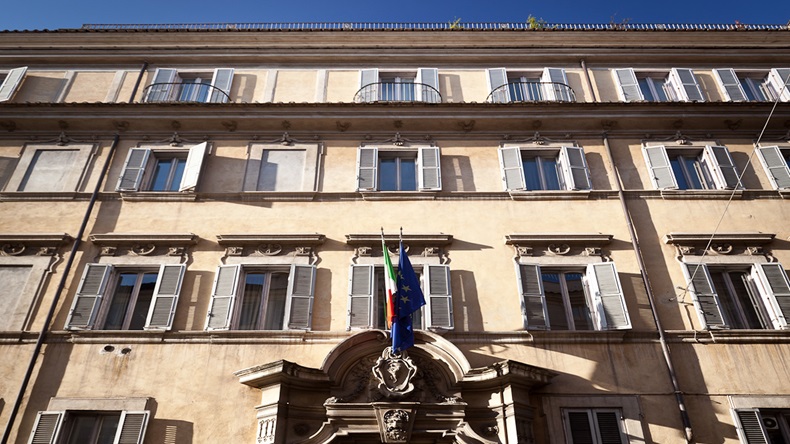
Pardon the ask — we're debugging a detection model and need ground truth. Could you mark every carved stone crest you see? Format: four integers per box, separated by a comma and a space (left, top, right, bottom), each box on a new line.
372, 348, 417, 399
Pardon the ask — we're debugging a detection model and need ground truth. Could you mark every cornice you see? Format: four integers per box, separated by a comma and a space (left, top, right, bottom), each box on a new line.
216, 233, 326, 246
506, 233, 613, 246
89, 233, 199, 245
345, 233, 453, 246
663, 232, 775, 245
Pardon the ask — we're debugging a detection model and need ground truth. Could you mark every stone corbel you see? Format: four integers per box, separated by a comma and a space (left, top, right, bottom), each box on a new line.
357, 246, 373, 257
747, 246, 764, 256
583, 247, 601, 256
422, 247, 439, 257
256, 416, 276, 444
515, 245, 533, 257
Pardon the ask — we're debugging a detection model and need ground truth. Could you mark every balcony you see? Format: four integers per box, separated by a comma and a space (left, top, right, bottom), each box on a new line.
142, 82, 231, 103
354, 82, 442, 103
487, 82, 576, 103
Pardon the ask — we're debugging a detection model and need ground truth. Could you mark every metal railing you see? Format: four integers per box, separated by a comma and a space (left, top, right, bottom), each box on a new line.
486, 82, 576, 103
142, 82, 231, 103
354, 82, 442, 103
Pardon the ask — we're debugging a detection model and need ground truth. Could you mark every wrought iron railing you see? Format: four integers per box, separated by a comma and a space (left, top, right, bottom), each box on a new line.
486, 82, 576, 103
142, 82, 231, 103
354, 82, 442, 103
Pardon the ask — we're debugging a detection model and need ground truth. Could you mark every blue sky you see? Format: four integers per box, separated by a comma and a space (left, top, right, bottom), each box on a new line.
1, 0, 788, 31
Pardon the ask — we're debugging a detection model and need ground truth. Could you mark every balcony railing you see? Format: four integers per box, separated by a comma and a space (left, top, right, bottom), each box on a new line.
142, 82, 231, 103
354, 82, 442, 103
486, 82, 576, 103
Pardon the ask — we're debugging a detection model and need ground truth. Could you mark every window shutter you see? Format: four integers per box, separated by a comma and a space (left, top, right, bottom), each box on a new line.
767, 68, 790, 101
415, 68, 439, 102
179, 142, 208, 191
586, 262, 631, 330
498, 147, 526, 191
284, 264, 316, 330
703, 145, 740, 189
0, 66, 27, 102
348, 264, 374, 329
541, 68, 570, 101
359, 69, 379, 102
643, 145, 678, 189
114, 411, 149, 444
752, 263, 790, 330
425, 264, 453, 329
756, 146, 790, 189
209, 68, 234, 103
486, 68, 510, 103
558, 146, 592, 190
28, 411, 64, 444
146, 68, 179, 102
144, 264, 185, 330
517, 264, 548, 329
594, 410, 625, 444
356, 147, 378, 191
116, 148, 150, 192
66, 264, 112, 330
683, 263, 727, 329
612, 68, 643, 102
205, 265, 241, 330
565, 410, 595, 444
417, 147, 442, 191
668, 68, 704, 102
713, 69, 747, 102
735, 409, 769, 444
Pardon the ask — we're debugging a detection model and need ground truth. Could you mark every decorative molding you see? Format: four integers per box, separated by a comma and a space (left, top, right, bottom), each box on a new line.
346, 233, 452, 246
665, 232, 774, 257
0, 233, 72, 256
217, 233, 324, 258
507, 233, 612, 258
89, 233, 197, 257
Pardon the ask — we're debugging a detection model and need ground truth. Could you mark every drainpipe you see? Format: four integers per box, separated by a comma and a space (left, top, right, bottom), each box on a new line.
580, 59, 598, 103
128, 61, 149, 103
602, 134, 693, 442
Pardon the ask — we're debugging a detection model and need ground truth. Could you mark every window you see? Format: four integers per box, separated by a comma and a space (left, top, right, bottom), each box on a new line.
242, 143, 320, 192
358, 68, 440, 103
29, 410, 149, 444
756, 145, 790, 189
144, 68, 234, 103
0, 66, 27, 102
498, 146, 591, 192
642, 144, 739, 190
347, 264, 453, 330
734, 408, 790, 444
487, 67, 573, 103
613, 68, 703, 102
0, 265, 32, 330
4, 144, 94, 193
116, 142, 207, 192
205, 264, 316, 331
563, 409, 627, 444
65, 263, 186, 330
356, 147, 441, 192
716, 68, 789, 102
683, 262, 790, 330
518, 262, 631, 331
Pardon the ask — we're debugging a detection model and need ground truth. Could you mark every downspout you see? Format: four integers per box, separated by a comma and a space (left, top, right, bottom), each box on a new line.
128, 61, 149, 103
602, 134, 693, 442
580, 59, 598, 102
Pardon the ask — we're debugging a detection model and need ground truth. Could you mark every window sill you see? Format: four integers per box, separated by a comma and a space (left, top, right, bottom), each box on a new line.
509, 190, 592, 200
240, 191, 317, 201
666, 329, 790, 343
360, 191, 438, 201
119, 191, 197, 202
0, 192, 89, 201
658, 189, 743, 199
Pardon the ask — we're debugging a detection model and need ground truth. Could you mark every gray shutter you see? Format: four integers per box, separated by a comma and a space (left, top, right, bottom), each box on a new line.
348, 264, 374, 329
66, 264, 112, 330
209, 68, 234, 103
683, 263, 727, 329
0, 66, 27, 102
417, 147, 441, 191
752, 263, 790, 330
541, 68, 570, 101
713, 68, 747, 102
498, 147, 526, 191
284, 264, 316, 330
425, 265, 453, 329
669, 68, 704, 102
756, 146, 790, 189
179, 142, 207, 191
114, 411, 149, 444
643, 145, 678, 189
145, 264, 185, 330
205, 265, 241, 330
703, 145, 740, 189
116, 148, 150, 192
586, 262, 631, 330
415, 68, 439, 103
612, 68, 643, 102
28, 411, 64, 444
486, 68, 509, 103
768, 68, 790, 101
145, 68, 179, 102
558, 146, 592, 190
359, 69, 379, 102
517, 264, 547, 329
735, 409, 769, 444
356, 147, 378, 191
594, 410, 625, 444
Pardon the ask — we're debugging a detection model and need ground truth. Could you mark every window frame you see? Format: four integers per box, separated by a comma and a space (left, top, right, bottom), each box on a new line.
29, 410, 149, 444
4, 143, 95, 193
144, 67, 234, 103
498, 145, 592, 192
356, 146, 442, 192
359, 68, 439, 103
544, 396, 643, 444
115, 142, 207, 193
486, 67, 571, 103
242, 143, 320, 192
642, 144, 740, 190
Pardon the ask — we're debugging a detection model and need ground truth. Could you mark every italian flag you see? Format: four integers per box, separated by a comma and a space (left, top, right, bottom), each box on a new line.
382, 237, 397, 328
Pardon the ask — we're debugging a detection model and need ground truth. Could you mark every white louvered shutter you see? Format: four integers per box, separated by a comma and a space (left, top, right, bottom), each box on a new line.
486, 68, 509, 103
116, 148, 150, 191
359, 69, 379, 102
541, 68, 570, 101
498, 147, 526, 191
66, 264, 112, 330
668, 68, 704, 102
752, 263, 790, 330
348, 264, 374, 329
417, 147, 441, 191
28, 411, 64, 444
425, 265, 453, 329
356, 147, 378, 191
146, 68, 179, 102
415, 68, 439, 103
284, 264, 316, 330
586, 262, 631, 330
612, 68, 643, 102
517, 264, 547, 329
703, 145, 740, 189
0, 66, 27, 102
209, 68, 234, 103
768, 68, 790, 101
145, 264, 185, 330
734, 409, 770, 444
713, 68, 748, 102
756, 146, 790, 189
643, 145, 678, 189
558, 146, 592, 190
114, 411, 149, 444
205, 265, 241, 330
179, 142, 208, 191
683, 263, 727, 329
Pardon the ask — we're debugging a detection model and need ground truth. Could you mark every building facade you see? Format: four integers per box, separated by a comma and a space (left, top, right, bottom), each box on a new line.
0, 21, 789, 444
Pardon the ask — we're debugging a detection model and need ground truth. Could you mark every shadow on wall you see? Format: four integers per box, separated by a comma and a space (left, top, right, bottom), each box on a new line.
584, 152, 614, 191
14, 76, 69, 103
0, 156, 18, 190
231, 74, 258, 103
441, 155, 476, 192
156, 418, 195, 444
440, 74, 464, 103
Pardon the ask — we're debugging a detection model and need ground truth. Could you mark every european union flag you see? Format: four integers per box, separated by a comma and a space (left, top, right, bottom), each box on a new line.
391, 241, 426, 353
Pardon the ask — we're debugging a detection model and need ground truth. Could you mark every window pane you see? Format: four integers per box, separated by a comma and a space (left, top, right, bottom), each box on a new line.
263, 272, 289, 330
379, 158, 398, 191
638, 78, 655, 102
150, 159, 173, 191
542, 273, 569, 330
729, 271, 766, 329
670, 157, 689, 190
399, 158, 417, 191
541, 157, 561, 190
169, 158, 186, 191
653, 79, 669, 102
566, 273, 592, 330
96, 415, 121, 444
128, 272, 158, 330
67, 415, 99, 444
523, 158, 541, 190
239, 273, 265, 330
105, 273, 137, 330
